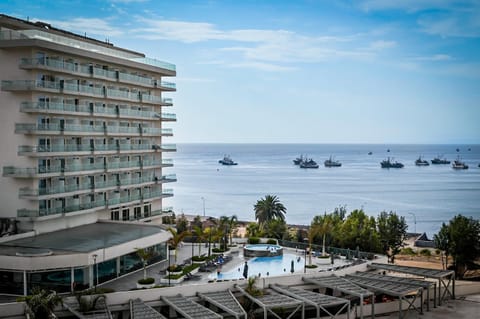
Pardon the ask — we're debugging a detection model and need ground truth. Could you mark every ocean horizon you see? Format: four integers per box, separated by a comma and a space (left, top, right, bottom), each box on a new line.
164, 143, 480, 237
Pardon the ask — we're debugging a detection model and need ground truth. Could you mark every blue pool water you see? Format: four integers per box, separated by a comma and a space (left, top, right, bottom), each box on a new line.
211, 254, 305, 280
244, 244, 282, 251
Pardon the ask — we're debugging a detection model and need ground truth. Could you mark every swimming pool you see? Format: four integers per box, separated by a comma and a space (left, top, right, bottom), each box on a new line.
211, 253, 304, 280
243, 244, 283, 257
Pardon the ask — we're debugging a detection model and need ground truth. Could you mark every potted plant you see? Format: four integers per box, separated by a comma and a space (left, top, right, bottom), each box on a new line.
19, 287, 62, 319
135, 248, 156, 288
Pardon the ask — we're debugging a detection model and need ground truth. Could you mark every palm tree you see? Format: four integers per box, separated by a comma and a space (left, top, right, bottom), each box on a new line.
135, 247, 155, 280
254, 195, 287, 229
191, 225, 204, 256
21, 287, 62, 319
167, 227, 190, 264
227, 215, 238, 245
317, 214, 333, 256
246, 222, 261, 237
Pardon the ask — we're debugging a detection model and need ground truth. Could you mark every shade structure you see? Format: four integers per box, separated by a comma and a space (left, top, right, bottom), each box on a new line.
130, 299, 166, 319
197, 290, 247, 319
161, 295, 223, 319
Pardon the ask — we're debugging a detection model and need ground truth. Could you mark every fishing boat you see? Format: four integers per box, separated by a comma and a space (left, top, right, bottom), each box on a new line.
452, 157, 468, 169
381, 157, 404, 168
368, 151, 373, 155
293, 155, 304, 165
431, 156, 450, 164
300, 158, 319, 169
415, 156, 429, 166
218, 155, 238, 166
324, 156, 342, 167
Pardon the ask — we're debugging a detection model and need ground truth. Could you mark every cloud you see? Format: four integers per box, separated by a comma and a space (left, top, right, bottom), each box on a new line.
414, 54, 453, 61
358, 0, 468, 13
369, 40, 397, 50
227, 61, 297, 72
418, 14, 480, 38
40, 17, 124, 37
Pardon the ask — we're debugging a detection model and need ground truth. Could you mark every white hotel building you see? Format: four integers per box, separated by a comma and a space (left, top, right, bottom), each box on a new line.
0, 14, 175, 295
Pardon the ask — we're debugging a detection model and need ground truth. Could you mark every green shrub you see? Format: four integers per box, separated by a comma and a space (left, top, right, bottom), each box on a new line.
212, 247, 225, 253
167, 265, 183, 272
266, 239, 277, 245
165, 273, 184, 280
419, 249, 432, 257
248, 237, 260, 244
435, 249, 441, 255
192, 255, 207, 262
305, 264, 318, 268
182, 263, 200, 274
400, 247, 416, 256
137, 277, 155, 285
317, 255, 330, 259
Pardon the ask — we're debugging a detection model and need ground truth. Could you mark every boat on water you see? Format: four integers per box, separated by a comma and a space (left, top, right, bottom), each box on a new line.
368, 151, 372, 155
415, 156, 429, 166
381, 157, 404, 168
431, 156, 450, 164
300, 158, 319, 169
452, 157, 468, 169
218, 155, 238, 166
293, 155, 305, 165
324, 156, 342, 167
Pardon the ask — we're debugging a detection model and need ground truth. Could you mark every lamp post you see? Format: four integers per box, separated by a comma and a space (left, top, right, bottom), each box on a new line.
167, 246, 171, 287
201, 197, 206, 217
304, 247, 307, 273
408, 212, 417, 234
191, 226, 194, 265
92, 254, 98, 293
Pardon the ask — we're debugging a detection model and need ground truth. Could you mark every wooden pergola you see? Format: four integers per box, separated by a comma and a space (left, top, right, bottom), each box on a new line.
369, 262, 455, 305
270, 284, 351, 319
303, 275, 374, 319
197, 290, 247, 319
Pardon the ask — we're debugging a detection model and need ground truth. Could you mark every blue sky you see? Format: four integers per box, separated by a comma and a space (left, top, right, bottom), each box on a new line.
2, 0, 479, 144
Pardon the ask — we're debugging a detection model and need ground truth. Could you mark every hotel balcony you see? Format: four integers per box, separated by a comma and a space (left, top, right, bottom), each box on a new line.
1, 80, 173, 106
0, 29, 176, 73
107, 188, 173, 207
17, 200, 107, 218
18, 143, 175, 157
20, 102, 177, 122
17, 174, 174, 199
19, 58, 176, 90
15, 123, 172, 137
3, 160, 173, 178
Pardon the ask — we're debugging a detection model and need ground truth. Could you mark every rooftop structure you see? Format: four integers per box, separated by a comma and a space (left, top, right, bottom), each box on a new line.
0, 13, 176, 295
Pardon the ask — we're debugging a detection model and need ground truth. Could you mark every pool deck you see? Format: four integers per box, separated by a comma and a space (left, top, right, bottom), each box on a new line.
100, 244, 329, 291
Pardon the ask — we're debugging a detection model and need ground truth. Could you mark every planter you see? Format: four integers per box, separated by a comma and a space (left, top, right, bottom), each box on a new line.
193, 260, 206, 265
317, 256, 331, 264
136, 280, 156, 289
159, 276, 184, 285
166, 270, 183, 276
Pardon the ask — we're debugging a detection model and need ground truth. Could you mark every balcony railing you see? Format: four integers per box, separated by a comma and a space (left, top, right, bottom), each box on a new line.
2, 81, 173, 106
18, 143, 173, 154
17, 200, 106, 218
1, 29, 176, 72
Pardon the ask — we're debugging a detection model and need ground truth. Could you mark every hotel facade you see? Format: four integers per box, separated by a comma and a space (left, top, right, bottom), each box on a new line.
0, 14, 175, 295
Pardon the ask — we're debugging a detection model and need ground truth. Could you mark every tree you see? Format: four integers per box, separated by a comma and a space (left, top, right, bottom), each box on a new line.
192, 225, 206, 256
20, 287, 62, 319
444, 215, 480, 277
264, 219, 288, 240
246, 222, 261, 237
175, 214, 189, 234
167, 227, 190, 264
254, 195, 287, 229
377, 211, 408, 264
312, 213, 334, 256
339, 210, 381, 253
226, 215, 238, 245
306, 224, 321, 265
434, 222, 450, 270
135, 247, 155, 280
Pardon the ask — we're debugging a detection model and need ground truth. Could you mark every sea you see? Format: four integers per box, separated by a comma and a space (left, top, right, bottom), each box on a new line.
163, 144, 480, 237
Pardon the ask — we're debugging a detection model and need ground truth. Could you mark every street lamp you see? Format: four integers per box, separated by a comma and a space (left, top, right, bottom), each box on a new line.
167, 246, 171, 287
304, 247, 307, 273
408, 212, 417, 234
92, 254, 98, 293
201, 197, 206, 217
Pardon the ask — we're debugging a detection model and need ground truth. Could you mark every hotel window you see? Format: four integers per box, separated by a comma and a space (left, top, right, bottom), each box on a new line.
134, 207, 141, 220
122, 209, 129, 221
111, 209, 119, 221
144, 204, 150, 217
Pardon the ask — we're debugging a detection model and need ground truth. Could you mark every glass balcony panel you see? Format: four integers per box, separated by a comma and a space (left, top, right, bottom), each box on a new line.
159, 81, 176, 89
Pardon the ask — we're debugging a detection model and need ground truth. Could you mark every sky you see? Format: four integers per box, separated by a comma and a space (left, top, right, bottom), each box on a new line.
1, 0, 479, 144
